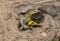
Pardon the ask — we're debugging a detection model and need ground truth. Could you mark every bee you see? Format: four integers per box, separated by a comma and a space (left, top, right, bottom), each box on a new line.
19, 11, 44, 30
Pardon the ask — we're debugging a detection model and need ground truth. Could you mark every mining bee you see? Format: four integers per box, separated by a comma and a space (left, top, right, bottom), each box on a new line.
19, 11, 44, 30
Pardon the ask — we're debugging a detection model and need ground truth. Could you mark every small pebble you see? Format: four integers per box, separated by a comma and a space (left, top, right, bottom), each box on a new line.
41, 32, 47, 37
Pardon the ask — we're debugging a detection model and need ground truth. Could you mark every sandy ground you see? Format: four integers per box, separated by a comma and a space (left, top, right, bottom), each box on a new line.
0, 0, 60, 41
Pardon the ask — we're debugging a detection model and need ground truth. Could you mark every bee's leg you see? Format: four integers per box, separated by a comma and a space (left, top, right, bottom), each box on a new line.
20, 26, 29, 31
29, 26, 33, 30
20, 26, 24, 30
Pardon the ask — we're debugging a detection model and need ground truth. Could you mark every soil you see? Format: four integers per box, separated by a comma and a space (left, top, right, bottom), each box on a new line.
0, 0, 60, 41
